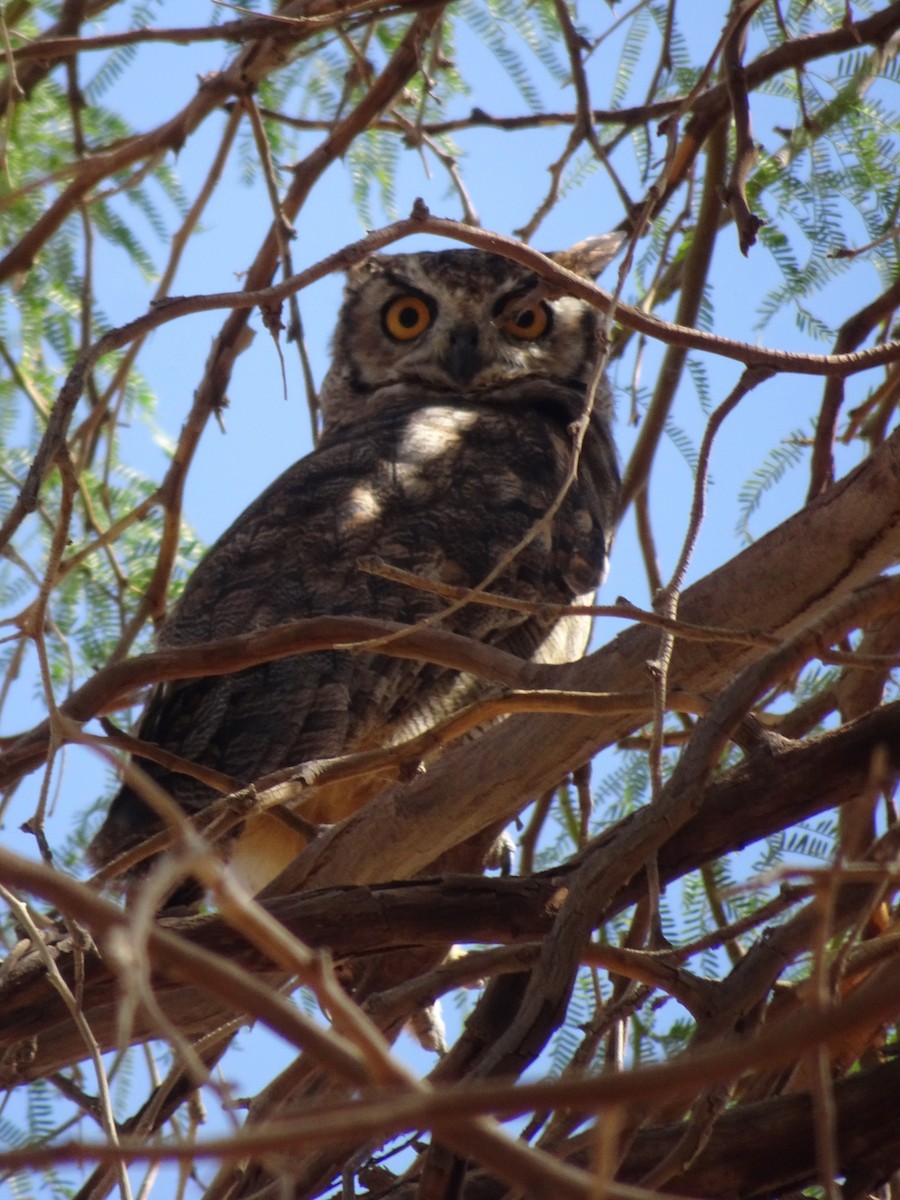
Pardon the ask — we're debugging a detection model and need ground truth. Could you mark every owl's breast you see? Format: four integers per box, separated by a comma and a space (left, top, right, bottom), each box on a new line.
377, 404, 482, 501
351, 394, 616, 630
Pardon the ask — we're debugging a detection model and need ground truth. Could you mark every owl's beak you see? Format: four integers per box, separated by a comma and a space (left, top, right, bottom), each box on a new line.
444, 323, 485, 385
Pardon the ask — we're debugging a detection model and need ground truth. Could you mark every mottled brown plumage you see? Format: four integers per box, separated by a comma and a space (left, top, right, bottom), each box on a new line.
89, 240, 621, 895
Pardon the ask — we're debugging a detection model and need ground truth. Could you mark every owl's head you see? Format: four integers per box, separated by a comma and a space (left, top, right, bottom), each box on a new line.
318, 235, 622, 431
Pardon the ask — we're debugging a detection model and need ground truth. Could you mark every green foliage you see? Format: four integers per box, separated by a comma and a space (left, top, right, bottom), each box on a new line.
349, 127, 401, 226
557, 149, 602, 200
748, 38, 900, 332
458, 0, 544, 112
647, 2, 701, 97
550, 974, 592, 1074
664, 414, 700, 475
0, 1078, 75, 1200
686, 355, 713, 413
778, 815, 839, 863
0, 21, 202, 722
611, 6, 649, 109
736, 430, 807, 543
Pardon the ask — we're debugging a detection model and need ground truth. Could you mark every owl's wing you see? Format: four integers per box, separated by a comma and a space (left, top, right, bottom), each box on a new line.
88, 391, 618, 883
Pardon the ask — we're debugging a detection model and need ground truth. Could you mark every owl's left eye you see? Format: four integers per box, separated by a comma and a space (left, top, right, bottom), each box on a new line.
501, 301, 552, 340
382, 295, 434, 341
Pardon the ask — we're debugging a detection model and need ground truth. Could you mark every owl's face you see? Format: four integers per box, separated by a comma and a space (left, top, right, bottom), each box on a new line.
318, 248, 606, 430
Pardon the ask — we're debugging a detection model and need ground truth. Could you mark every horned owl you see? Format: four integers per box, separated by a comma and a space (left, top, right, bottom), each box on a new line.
88, 238, 621, 899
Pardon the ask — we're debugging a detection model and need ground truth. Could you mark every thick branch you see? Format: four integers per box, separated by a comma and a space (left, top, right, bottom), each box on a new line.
397, 1057, 900, 1200
3, 699, 899, 1080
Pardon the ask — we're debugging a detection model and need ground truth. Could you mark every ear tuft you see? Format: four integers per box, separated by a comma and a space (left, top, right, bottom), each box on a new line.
547, 231, 626, 279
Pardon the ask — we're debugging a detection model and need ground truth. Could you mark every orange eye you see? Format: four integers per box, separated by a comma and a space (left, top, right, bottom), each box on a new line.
502, 302, 552, 340
382, 295, 433, 341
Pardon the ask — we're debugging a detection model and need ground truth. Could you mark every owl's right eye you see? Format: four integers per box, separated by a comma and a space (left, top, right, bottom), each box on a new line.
382, 295, 434, 341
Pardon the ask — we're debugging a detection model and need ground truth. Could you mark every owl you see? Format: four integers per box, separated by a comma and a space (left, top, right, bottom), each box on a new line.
88, 237, 621, 900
